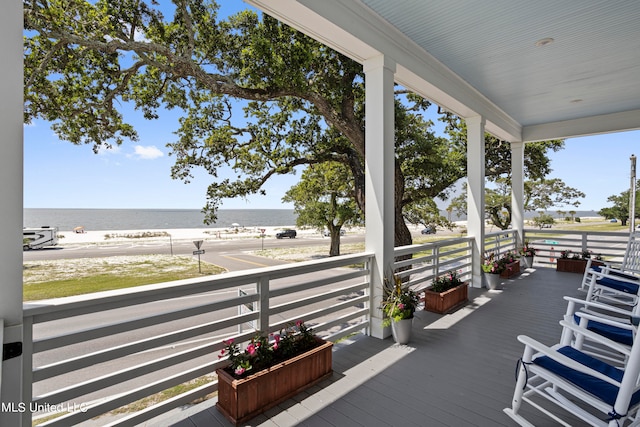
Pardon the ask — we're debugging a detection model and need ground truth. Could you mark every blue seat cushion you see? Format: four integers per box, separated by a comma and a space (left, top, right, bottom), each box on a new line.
592, 266, 639, 282
533, 346, 640, 407
596, 276, 640, 295
573, 314, 634, 346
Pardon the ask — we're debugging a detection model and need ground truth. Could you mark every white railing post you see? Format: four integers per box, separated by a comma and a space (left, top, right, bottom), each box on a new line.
256, 276, 270, 333
21, 315, 33, 427
0, 318, 3, 397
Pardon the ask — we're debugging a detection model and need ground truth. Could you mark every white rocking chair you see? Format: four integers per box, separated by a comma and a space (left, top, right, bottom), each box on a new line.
562, 296, 638, 366
504, 318, 640, 426
580, 232, 640, 294
583, 262, 640, 309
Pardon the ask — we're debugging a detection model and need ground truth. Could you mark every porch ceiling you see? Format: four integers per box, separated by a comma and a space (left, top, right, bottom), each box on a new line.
246, 0, 640, 142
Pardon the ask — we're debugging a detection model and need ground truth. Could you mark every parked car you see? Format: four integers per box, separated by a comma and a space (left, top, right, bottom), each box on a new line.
276, 229, 297, 239
421, 226, 436, 234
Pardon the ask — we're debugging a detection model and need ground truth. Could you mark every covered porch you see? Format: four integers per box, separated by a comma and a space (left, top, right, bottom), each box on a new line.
2, 1, 640, 426
162, 266, 583, 427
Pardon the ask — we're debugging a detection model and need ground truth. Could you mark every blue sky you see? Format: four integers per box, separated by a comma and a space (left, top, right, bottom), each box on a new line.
23, 0, 640, 212
24, 107, 639, 212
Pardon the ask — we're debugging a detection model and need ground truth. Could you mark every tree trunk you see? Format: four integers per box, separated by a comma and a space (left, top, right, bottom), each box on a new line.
395, 165, 412, 248
329, 230, 341, 256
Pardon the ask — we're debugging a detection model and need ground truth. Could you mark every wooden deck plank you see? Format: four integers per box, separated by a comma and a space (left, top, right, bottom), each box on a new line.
153, 267, 589, 427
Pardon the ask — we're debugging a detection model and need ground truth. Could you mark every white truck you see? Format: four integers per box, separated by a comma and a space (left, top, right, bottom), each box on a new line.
23, 226, 59, 250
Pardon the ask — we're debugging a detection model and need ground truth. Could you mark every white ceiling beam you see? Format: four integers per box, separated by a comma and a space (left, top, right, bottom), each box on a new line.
523, 109, 640, 142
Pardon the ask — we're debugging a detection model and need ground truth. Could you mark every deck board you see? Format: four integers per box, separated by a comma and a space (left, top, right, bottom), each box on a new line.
151, 267, 590, 427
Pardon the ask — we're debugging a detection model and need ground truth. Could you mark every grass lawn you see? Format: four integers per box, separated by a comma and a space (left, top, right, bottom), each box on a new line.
23, 254, 226, 301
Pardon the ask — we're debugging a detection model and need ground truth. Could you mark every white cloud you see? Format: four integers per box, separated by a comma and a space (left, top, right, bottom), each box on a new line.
97, 144, 122, 155
132, 145, 164, 160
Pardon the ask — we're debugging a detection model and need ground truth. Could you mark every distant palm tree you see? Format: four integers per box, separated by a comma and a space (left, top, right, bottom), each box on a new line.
569, 210, 576, 222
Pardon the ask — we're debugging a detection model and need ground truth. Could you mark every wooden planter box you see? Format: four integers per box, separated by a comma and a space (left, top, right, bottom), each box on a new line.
500, 260, 521, 278
424, 283, 469, 314
556, 258, 604, 273
216, 338, 333, 426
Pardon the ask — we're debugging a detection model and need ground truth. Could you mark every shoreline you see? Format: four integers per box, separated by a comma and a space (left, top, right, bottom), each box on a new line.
57, 226, 336, 245
55, 216, 607, 246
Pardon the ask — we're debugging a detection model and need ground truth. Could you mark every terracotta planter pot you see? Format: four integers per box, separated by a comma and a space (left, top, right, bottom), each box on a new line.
556, 258, 604, 273
500, 260, 521, 278
216, 337, 333, 426
424, 283, 468, 314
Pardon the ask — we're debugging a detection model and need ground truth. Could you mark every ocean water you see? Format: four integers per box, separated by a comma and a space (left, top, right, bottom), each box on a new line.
24, 208, 599, 232
24, 208, 298, 232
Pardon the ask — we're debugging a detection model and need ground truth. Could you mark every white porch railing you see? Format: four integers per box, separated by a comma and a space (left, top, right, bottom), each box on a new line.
23, 252, 373, 426
393, 236, 474, 293
20, 229, 633, 426
522, 229, 631, 267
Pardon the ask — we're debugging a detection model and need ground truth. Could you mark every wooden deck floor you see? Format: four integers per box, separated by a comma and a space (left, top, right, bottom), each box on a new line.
152, 266, 587, 427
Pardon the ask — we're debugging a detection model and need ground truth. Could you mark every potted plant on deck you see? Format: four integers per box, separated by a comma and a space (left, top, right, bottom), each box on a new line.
424, 270, 469, 314
381, 274, 419, 344
556, 249, 604, 273
519, 241, 537, 268
498, 250, 521, 278
482, 252, 504, 290
216, 321, 333, 425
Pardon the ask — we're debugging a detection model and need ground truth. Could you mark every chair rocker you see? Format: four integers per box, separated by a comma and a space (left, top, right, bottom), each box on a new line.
504, 319, 640, 426
580, 232, 640, 293
562, 296, 638, 366
584, 265, 640, 309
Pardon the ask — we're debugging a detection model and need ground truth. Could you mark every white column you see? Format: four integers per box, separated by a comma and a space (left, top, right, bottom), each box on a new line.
363, 55, 395, 339
466, 116, 486, 288
511, 142, 525, 247
0, 1, 25, 425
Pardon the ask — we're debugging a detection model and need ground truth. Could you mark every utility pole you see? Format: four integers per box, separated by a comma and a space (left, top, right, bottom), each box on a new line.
631, 154, 637, 233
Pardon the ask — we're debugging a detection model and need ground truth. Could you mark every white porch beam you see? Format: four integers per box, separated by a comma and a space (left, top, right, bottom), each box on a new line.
0, 1, 25, 425
363, 55, 396, 339
511, 142, 525, 248
522, 109, 640, 142
466, 116, 486, 288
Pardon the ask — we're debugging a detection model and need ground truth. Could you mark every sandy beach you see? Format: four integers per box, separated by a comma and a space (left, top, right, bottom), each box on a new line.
57, 226, 336, 246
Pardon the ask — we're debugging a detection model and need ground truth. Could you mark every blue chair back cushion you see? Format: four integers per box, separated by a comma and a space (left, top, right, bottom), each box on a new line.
596, 276, 640, 295
573, 314, 634, 346
533, 346, 640, 407
592, 266, 639, 282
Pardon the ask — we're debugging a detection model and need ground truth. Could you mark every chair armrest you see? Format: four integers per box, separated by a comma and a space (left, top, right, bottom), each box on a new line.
517, 334, 622, 387
561, 319, 632, 356
574, 311, 635, 331
563, 296, 635, 319
591, 270, 640, 285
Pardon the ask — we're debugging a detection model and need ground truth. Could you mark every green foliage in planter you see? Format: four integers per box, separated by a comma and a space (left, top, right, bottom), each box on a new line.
219, 321, 318, 379
431, 270, 464, 292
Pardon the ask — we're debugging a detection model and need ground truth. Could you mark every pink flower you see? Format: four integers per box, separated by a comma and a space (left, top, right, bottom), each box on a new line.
223, 338, 234, 346
235, 367, 246, 376
398, 303, 405, 310
296, 320, 303, 328
247, 344, 256, 355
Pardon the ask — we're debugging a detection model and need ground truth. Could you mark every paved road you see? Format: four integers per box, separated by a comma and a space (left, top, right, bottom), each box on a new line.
23, 233, 367, 270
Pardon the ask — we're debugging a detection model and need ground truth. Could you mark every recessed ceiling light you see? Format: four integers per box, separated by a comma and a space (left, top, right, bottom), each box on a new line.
534, 37, 554, 47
